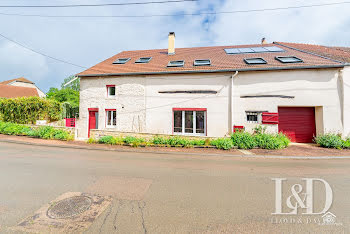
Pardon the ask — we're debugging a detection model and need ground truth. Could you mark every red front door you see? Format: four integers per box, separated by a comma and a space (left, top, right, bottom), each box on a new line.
88, 111, 98, 138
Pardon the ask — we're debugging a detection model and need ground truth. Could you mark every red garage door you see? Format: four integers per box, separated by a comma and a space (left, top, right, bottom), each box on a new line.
278, 107, 316, 143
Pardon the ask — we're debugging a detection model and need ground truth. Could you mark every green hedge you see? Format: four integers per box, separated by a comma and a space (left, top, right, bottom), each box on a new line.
0, 121, 73, 141
315, 134, 350, 149
0, 97, 62, 124
89, 130, 290, 150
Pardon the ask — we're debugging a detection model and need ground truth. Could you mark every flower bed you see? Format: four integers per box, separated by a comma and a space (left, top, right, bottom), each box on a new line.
88, 126, 290, 150
0, 121, 73, 141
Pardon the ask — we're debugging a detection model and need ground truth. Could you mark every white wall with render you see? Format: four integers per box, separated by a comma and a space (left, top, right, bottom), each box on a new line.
76, 68, 348, 139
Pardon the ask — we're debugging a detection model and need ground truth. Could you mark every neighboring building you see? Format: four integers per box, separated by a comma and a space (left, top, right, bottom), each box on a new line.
76, 33, 350, 142
0, 84, 39, 98
0, 77, 46, 97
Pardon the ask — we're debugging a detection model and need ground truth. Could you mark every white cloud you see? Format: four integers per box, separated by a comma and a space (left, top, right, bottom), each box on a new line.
0, 41, 49, 80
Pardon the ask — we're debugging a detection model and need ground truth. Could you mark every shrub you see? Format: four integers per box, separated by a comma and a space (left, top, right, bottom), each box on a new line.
152, 136, 168, 145
98, 136, 115, 144
124, 136, 145, 145
87, 137, 97, 144
254, 133, 290, 150
152, 136, 206, 147
231, 131, 256, 149
0, 97, 62, 124
315, 134, 346, 149
211, 138, 234, 150
0, 121, 73, 141
344, 138, 350, 149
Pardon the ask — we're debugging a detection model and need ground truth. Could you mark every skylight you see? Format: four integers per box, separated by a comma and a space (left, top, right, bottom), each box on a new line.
113, 58, 131, 64
225, 46, 285, 55
194, 59, 211, 66
244, 58, 267, 65
167, 60, 185, 67
275, 56, 303, 63
135, 57, 152, 63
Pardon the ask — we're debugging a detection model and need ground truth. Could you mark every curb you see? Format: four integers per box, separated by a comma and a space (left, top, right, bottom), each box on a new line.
0, 138, 350, 160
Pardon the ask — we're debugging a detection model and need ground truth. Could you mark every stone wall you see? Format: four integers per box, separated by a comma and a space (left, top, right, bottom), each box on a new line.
90, 129, 214, 141
29, 124, 75, 137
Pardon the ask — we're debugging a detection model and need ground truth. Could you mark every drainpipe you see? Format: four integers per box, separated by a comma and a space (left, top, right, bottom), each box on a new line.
229, 71, 239, 134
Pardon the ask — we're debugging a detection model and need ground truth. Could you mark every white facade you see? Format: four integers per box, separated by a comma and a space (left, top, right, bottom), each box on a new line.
76, 67, 350, 139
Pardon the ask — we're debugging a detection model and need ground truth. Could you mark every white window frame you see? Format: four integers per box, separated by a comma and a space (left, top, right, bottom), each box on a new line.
106, 110, 117, 128
246, 111, 262, 123
173, 110, 206, 136
107, 86, 116, 98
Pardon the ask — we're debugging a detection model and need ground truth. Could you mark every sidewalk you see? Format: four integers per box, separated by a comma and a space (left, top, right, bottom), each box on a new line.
1, 134, 350, 158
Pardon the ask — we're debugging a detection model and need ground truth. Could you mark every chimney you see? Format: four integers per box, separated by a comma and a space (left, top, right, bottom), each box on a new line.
168, 32, 175, 55
261, 37, 267, 44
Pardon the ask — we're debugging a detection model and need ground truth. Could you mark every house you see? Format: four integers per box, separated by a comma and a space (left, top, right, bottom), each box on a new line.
0, 77, 46, 97
76, 33, 350, 142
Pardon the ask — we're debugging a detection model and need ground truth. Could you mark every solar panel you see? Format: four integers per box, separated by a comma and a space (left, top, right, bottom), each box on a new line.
238, 48, 254, 53
224, 48, 241, 54
251, 47, 269, 53
225, 46, 284, 55
265, 46, 284, 52
244, 58, 267, 65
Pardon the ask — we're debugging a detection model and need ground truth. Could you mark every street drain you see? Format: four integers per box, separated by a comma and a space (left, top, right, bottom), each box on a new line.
47, 196, 92, 219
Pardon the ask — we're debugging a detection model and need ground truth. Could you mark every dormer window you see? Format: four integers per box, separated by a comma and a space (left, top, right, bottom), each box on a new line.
167, 60, 184, 67
113, 58, 130, 64
135, 57, 152, 63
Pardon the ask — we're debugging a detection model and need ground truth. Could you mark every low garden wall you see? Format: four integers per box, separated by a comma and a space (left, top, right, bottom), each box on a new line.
90, 129, 213, 141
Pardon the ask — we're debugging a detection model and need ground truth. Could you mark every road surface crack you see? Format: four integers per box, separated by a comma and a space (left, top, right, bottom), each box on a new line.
138, 201, 147, 234
113, 200, 124, 232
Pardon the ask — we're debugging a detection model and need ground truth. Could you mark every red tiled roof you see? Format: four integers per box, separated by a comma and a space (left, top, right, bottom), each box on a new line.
275, 42, 350, 63
0, 77, 35, 85
0, 84, 39, 98
77, 43, 343, 77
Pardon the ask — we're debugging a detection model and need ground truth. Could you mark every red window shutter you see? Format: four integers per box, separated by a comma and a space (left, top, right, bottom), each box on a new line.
262, 112, 279, 124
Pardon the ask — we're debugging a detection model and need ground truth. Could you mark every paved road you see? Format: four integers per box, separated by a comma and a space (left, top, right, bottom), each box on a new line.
0, 142, 349, 233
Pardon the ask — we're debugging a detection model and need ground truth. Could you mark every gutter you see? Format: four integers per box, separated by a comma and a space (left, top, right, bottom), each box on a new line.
77, 65, 345, 78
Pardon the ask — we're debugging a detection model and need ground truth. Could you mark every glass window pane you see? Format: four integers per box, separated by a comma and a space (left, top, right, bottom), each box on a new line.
196, 111, 205, 134
107, 111, 111, 125
109, 87, 116, 96
185, 111, 193, 133
174, 111, 182, 133
113, 111, 116, 126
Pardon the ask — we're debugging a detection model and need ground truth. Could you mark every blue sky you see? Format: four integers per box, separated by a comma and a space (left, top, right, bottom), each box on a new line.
0, 0, 349, 92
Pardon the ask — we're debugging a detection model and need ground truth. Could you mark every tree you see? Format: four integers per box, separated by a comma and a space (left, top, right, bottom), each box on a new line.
47, 75, 80, 108
47, 88, 79, 108
61, 75, 80, 91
